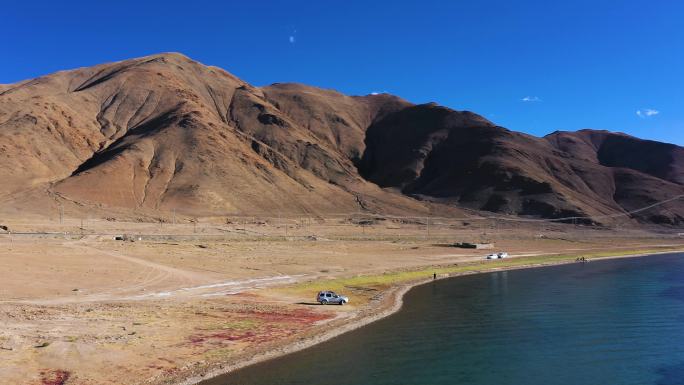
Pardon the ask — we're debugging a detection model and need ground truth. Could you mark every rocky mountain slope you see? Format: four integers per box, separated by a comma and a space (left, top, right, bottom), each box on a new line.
0, 53, 681, 225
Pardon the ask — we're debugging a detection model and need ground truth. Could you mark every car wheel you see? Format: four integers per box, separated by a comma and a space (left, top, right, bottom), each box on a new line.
321, 300, 328, 305
339, 300, 345, 305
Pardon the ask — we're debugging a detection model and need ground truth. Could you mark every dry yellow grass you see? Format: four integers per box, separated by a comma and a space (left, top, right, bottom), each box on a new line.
0, 216, 682, 385
279, 246, 684, 306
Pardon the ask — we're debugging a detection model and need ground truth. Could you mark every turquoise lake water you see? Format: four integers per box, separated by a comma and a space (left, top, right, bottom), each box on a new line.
202, 253, 684, 385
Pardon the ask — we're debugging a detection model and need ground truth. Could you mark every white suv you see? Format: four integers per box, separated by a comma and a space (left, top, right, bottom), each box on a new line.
317, 291, 349, 305
486, 252, 509, 260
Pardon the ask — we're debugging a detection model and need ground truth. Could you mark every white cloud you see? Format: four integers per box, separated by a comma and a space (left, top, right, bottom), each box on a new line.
370, 91, 388, 95
636, 108, 659, 118
521, 96, 542, 102
288, 28, 297, 44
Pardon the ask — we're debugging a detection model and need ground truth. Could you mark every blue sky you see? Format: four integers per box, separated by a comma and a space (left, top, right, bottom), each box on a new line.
3, 1, 683, 145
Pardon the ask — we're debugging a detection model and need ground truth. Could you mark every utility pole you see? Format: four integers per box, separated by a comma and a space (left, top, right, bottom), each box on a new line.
426, 216, 430, 239
357, 206, 362, 236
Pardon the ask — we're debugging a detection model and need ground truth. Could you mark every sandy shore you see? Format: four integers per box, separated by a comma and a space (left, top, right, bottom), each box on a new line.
1, 217, 683, 385
174, 249, 684, 385
175, 279, 415, 385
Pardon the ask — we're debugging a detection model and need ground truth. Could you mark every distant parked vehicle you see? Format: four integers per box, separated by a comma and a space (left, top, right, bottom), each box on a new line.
317, 291, 349, 305
485, 252, 509, 260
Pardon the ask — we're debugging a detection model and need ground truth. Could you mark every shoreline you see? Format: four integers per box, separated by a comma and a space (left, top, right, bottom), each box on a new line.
174, 249, 684, 385
175, 276, 417, 385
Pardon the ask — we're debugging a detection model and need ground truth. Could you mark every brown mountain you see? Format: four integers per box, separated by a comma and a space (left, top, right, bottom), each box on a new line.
0, 53, 681, 225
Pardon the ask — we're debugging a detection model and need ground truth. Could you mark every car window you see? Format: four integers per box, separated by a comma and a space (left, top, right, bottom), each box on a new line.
326, 293, 331, 297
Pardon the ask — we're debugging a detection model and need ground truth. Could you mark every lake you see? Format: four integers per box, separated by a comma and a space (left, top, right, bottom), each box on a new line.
202, 253, 684, 385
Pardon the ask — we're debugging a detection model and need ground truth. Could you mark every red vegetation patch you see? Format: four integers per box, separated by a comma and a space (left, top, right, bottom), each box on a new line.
208, 331, 255, 341
188, 308, 333, 347
40, 369, 70, 385
233, 308, 332, 324
189, 331, 255, 345
189, 335, 206, 344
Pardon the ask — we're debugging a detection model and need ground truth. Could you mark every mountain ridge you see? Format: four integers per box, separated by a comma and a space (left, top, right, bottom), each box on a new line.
0, 52, 681, 225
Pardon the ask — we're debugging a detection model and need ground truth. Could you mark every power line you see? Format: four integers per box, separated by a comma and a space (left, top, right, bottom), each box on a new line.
484, 194, 684, 224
